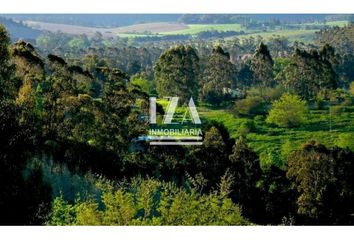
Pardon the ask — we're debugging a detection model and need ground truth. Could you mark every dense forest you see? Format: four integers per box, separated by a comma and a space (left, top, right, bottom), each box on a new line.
0, 17, 354, 226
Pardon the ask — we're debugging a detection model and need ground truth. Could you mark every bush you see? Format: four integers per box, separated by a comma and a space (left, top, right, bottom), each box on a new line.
337, 133, 354, 151
234, 96, 267, 116
237, 120, 256, 136
266, 93, 308, 128
247, 86, 286, 102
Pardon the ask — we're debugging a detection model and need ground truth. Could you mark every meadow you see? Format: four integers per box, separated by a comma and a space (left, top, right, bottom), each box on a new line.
200, 103, 354, 167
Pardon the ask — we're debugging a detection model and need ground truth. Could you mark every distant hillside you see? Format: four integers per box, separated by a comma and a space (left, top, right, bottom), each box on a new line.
178, 14, 352, 24
25, 21, 187, 37
1, 14, 182, 28
0, 17, 42, 41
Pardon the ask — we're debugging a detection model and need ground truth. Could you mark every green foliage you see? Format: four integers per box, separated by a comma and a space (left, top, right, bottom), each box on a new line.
228, 137, 263, 220
48, 178, 248, 226
234, 96, 267, 116
68, 37, 86, 49
350, 82, 354, 96
49, 196, 76, 225
200, 46, 236, 105
237, 119, 256, 136
266, 93, 308, 128
273, 57, 291, 77
280, 140, 298, 161
154, 45, 199, 103
287, 141, 354, 223
337, 133, 354, 150
0, 24, 16, 100
276, 47, 337, 100
2, 21, 354, 226
251, 43, 274, 87
130, 76, 151, 94
259, 149, 283, 169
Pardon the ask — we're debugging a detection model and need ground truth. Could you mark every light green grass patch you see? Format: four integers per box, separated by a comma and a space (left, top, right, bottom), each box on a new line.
162, 24, 244, 35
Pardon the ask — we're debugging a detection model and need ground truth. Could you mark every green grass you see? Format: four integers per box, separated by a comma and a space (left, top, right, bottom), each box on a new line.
325, 20, 349, 27
199, 104, 354, 165
117, 21, 349, 41
292, 20, 349, 28
162, 24, 244, 35
234, 29, 317, 43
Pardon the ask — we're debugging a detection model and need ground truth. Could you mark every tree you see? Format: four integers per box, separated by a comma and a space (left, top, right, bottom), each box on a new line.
260, 166, 296, 225
228, 137, 263, 221
237, 62, 254, 90
49, 178, 249, 226
287, 141, 354, 224
154, 45, 199, 103
187, 126, 229, 187
0, 27, 50, 224
276, 47, 337, 100
266, 93, 307, 128
200, 46, 236, 105
11, 41, 45, 133
251, 42, 274, 88
0, 24, 16, 100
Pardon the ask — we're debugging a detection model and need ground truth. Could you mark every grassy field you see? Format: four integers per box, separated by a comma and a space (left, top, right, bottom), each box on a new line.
27, 20, 349, 42
155, 99, 354, 151
162, 23, 244, 35
292, 20, 349, 28
234, 29, 318, 43
199, 104, 354, 166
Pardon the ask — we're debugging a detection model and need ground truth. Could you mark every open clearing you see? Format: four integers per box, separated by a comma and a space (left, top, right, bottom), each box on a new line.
234, 29, 318, 43
25, 21, 188, 37
25, 20, 348, 42
161, 23, 244, 35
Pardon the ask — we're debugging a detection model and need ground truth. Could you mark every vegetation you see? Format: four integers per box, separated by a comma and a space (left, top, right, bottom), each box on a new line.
1, 15, 354, 226
266, 93, 308, 128
49, 178, 248, 226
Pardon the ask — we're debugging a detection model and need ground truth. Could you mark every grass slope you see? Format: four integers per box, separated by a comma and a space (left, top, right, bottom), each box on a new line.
162, 24, 244, 35
200, 104, 354, 165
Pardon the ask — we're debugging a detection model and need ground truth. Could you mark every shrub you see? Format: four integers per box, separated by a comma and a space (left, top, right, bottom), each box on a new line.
266, 93, 308, 128
234, 96, 267, 116
237, 120, 256, 136
337, 133, 354, 151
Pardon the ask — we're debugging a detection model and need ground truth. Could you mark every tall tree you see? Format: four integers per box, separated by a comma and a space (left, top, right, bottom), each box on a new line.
0, 26, 50, 225
200, 46, 236, 105
0, 24, 16, 100
277, 47, 337, 99
251, 42, 274, 88
154, 45, 200, 103
287, 141, 354, 224
229, 137, 263, 222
